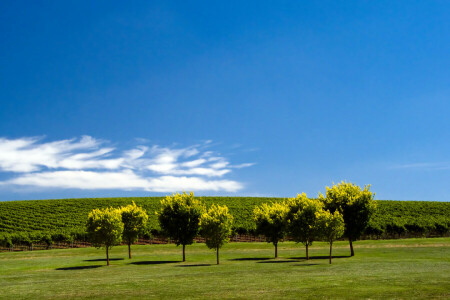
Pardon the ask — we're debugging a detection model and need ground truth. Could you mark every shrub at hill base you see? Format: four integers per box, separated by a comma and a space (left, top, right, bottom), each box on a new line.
318, 210, 345, 264
120, 201, 149, 259
157, 192, 204, 262
253, 202, 288, 258
321, 181, 376, 256
200, 204, 233, 265
0, 234, 12, 250
286, 193, 324, 260
86, 207, 123, 266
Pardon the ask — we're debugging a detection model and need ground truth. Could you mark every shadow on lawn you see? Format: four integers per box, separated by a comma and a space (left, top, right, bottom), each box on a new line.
288, 255, 350, 260
84, 258, 124, 262
257, 260, 294, 264
291, 263, 319, 267
130, 260, 180, 265
56, 265, 102, 271
229, 257, 271, 261
176, 264, 212, 267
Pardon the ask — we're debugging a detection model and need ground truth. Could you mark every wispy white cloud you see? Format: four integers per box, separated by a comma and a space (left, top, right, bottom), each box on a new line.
391, 162, 450, 170
0, 136, 253, 193
1, 170, 242, 192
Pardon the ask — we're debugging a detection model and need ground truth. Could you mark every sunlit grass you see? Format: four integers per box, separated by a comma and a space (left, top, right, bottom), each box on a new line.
0, 238, 449, 299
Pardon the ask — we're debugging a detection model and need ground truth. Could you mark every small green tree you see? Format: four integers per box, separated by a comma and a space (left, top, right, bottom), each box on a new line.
286, 193, 324, 260
86, 207, 123, 266
0, 234, 12, 251
157, 192, 204, 262
253, 202, 288, 258
200, 204, 233, 265
120, 201, 149, 259
321, 181, 376, 256
40, 233, 53, 250
318, 210, 345, 264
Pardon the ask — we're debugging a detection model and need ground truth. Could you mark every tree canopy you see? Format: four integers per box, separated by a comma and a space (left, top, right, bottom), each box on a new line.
157, 192, 204, 261
86, 207, 123, 266
320, 181, 376, 256
318, 210, 345, 264
200, 204, 233, 264
286, 193, 324, 259
253, 201, 288, 258
120, 201, 149, 259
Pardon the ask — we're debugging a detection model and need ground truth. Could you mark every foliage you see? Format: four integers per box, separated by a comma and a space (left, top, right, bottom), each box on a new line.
200, 204, 234, 250
157, 192, 204, 261
321, 181, 376, 256
0, 196, 448, 244
318, 210, 345, 242
86, 207, 123, 249
253, 201, 288, 245
120, 201, 148, 258
157, 192, 204, 246
0, 234, 12, 248
40, 233, 53, 249
120, 202, 148, 243
317, 210, 345, 264
200, 204, 233, 264
286, 193, 324, 248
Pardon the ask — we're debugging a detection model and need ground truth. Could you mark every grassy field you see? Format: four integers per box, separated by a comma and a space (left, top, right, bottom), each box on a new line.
0, 238, 449, 299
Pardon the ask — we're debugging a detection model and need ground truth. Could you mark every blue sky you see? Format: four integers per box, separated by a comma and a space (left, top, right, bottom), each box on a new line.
0, 1, 449, 201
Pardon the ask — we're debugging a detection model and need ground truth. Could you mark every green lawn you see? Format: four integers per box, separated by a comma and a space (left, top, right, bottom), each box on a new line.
0, 238, 449, 299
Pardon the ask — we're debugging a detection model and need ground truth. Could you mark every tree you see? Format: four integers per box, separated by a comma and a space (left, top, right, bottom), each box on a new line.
253, 202, 288, 258
286, 193, 324, 260
40, 233, 53, 250
318, 210, 345, 264
157, 192, 204, 262
0, 234, 12, 251
120, 201, 149, 259
320, 181, 376, 256
200, 204, 233, 265
86, 207, 123, 266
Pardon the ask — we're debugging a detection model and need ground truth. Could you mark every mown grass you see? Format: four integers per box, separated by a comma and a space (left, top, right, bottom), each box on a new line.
0, 238, 449, 299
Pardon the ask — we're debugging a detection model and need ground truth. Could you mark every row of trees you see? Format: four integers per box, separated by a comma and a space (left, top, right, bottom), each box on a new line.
87, 193, 233, 266
255, 195, 345, 264
254, 182, 375, 262
85, 182, 375, 266
86, 202, 148, 265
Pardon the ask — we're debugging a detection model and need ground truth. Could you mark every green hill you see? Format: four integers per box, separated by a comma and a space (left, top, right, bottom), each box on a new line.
0, 197, 449, 240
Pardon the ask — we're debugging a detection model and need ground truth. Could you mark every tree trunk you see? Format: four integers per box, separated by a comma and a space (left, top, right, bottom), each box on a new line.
275, 242, 278, 258
349, 238, 354, 256
329, 241, 333, 264
182, 244, 186, 262
216, 246, 219, 265
106, 247, 110, 266
306, 243, 309, 260
128, 242, 132, 259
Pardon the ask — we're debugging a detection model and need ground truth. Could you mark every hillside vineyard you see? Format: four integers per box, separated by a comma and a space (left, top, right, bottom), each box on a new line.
0, 197, 448, 242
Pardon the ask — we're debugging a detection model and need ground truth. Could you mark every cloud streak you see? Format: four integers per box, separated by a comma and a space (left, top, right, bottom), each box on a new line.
0, 136, 253, 193
391, 162, 450, 171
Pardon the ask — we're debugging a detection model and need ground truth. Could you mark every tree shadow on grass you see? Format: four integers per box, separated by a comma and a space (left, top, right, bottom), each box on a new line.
229, 257, 271, 261
176, 264, 212, 267
56, 265, 102, 271
288, 255, 350, 260
291, 263, 319, 267
130, 260, 180, 265
84, 258, 124, 262
257, 260, 294, 264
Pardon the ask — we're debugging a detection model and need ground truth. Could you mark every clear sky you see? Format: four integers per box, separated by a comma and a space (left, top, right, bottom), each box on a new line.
0, 1, 449, 201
